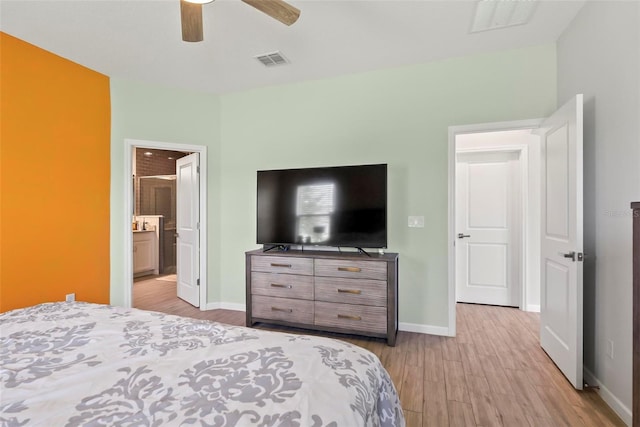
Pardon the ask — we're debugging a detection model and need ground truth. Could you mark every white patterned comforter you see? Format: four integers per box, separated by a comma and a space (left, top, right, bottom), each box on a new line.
0, 302, 404, 427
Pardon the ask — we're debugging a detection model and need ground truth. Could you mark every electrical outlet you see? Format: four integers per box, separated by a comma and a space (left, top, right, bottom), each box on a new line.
408, 216, 425, 228
606, 340, 614, 359
66, 293, 75, 302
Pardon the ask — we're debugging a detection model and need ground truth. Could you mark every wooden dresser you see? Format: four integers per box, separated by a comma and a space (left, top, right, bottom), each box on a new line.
245, 249, 399, 346
632, 202, 639, 426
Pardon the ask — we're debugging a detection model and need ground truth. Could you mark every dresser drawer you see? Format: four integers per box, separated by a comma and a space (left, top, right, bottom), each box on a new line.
314, 301, 387, 334
314, 259, 387, 281
251, 255, 314, 276
251, 272, 314, 300
315, 277, 386, 307
252, 295, 314, 324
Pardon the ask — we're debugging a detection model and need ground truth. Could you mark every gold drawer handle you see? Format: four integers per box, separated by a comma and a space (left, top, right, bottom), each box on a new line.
338, 266, 361, 273
337, 288, 361, 295
271, 263, 292, 268
271, 307, 293, 313
338, 314, 362, 321
270, 283, 292, 289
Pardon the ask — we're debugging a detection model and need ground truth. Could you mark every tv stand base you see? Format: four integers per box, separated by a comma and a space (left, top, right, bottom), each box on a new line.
262, 244, 290, 252
355, 247, 372, 257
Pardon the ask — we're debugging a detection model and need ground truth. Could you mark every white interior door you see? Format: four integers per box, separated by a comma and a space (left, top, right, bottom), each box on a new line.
539, 94, 583, 389
456, 151, 521, 306
176, 153, 200, 307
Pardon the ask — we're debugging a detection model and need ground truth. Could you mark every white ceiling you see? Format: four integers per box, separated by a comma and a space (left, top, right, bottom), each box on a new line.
0, 0, 585, 95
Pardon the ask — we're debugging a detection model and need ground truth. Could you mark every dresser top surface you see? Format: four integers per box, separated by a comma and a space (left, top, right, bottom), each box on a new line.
246, 248, 398, 262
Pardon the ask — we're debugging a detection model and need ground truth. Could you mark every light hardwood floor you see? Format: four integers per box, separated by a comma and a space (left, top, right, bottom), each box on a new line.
134, 276, 625, 427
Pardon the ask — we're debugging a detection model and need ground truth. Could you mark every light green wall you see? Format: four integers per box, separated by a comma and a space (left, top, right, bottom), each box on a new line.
110, 78, 222, 306
219, 44, 557, 327
109, 44, 557, 329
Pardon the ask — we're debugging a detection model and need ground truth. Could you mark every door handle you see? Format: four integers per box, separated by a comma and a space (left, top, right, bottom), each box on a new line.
457, 233, 471, 239
559, 251, 584, 262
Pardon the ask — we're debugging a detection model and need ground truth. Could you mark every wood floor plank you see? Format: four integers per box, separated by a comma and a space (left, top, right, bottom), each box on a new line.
504, 368, 552, 419
471, 329, 497, 357
444, 360, 470, 403
400, 365, 424, 412
492, 392, 530, 426
424, 347, 445, 382
466, 375, 502, 427
534, 384, 585, 426
403, 410, 422, 427
482, 365, 515, 396
441, 336, 462, 361
133, 285, 625, 427
384, 347, 407, 395
578, 392, 627, 426
448, 400, 476, 427
543, 361, 586, 408
423, 333, 442, 350
423, 380, 449, 427
405, 334, 425, 368
458, 342, 485, 377
526, 415, 564, 427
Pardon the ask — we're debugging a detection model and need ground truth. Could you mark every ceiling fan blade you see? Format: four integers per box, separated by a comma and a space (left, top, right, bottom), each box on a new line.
180, 0, 203, 42
241, 0, 300, 26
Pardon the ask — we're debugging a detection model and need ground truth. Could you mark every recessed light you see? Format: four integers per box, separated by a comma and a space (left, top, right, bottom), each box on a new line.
144, 152, 153, 156
168, 157, 174, 160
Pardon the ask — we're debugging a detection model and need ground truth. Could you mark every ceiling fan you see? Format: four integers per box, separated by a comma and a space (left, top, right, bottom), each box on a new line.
180, 0, 301, 42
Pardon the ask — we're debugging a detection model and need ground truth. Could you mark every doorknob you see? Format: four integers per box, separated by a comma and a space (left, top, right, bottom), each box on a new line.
559, 251, 584, 262
457, 233, 471, 239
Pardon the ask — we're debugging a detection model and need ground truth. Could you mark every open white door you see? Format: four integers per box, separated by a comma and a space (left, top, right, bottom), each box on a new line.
539, 94, 583, 389
176, 153, 200, 307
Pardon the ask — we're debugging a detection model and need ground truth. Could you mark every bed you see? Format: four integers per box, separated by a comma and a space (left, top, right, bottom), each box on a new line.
0, 302, 404, 426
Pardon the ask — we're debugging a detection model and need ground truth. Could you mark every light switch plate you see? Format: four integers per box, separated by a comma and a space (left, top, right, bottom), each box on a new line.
408, 216, 425, 228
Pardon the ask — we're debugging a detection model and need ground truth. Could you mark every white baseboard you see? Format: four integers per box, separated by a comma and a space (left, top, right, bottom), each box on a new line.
203, 302, 246, 312
526, 304, 540, 313
584, 368, 631, 426
399, 322, 450, 336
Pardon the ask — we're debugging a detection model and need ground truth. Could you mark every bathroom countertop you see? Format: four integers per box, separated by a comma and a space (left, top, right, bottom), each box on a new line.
133, 229, 155, 233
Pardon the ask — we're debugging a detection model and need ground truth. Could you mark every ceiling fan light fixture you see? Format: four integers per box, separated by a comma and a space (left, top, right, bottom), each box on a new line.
179, 0, 299, 43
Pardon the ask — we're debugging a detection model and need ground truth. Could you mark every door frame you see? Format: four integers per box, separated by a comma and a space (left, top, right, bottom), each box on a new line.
123, 138, 208, 310
447, 119, 542, 336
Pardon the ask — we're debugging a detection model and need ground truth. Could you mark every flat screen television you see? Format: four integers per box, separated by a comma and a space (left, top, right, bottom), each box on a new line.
257, 164, 387, 249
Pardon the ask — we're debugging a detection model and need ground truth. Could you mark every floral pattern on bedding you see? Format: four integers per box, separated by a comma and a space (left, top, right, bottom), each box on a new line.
0, 302, 404, 427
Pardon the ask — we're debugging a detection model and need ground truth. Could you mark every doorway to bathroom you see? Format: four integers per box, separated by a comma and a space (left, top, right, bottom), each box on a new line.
123, 139, 208, 311
134, 148, 186, 278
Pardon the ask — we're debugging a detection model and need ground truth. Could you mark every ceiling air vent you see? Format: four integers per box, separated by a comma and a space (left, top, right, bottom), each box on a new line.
470, 0, 538, 33
255, 51, 289, 67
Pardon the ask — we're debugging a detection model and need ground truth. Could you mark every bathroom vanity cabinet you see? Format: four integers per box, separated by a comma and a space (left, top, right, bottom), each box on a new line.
133, 230, 158, 276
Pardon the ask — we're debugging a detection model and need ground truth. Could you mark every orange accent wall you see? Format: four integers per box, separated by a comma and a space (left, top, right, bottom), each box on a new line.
0, 33, 110, 312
